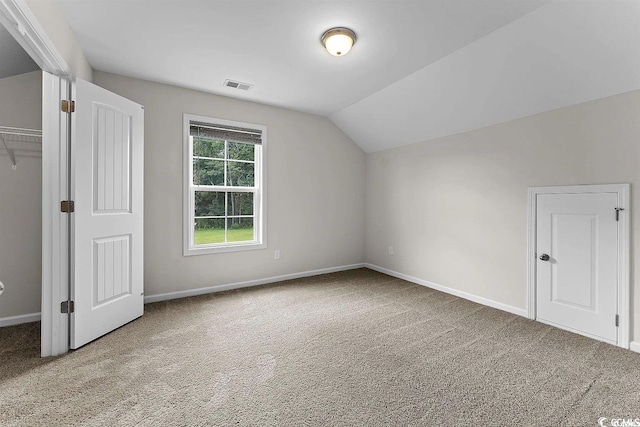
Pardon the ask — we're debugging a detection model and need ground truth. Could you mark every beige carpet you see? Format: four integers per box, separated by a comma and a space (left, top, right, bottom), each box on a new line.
1, 268, 639, 426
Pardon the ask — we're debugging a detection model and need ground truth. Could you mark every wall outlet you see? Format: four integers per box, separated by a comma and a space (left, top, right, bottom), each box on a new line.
274, 250, 280, 260
0, 281, 4, 296
388, 246, 394, 255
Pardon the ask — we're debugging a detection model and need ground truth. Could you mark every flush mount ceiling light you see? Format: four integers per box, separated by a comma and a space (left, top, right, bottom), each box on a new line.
321, 27, 357, 57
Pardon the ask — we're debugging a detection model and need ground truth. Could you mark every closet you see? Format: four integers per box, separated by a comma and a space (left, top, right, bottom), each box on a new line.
0, 70, 43, 325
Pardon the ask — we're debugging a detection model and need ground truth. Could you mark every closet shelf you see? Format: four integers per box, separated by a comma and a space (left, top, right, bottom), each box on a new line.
0, 126, 42, 169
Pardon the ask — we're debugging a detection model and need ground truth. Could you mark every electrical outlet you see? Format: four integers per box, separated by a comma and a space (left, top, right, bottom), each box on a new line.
388, 246, 394, 255
274, 250, 280, 260
0, 281, 4, 296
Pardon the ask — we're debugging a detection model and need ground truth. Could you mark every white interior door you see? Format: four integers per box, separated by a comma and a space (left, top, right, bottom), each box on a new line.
71, 78, 144, 349
536, 192, 618, 344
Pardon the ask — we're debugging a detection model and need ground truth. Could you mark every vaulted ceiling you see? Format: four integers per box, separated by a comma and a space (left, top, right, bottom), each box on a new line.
57, 0, 640, 152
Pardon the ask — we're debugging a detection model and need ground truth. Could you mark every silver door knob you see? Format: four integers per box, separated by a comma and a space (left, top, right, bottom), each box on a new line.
539, 254, 550, 261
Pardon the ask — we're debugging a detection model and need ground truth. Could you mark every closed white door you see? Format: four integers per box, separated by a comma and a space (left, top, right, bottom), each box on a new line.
71, 78, 144, 349
536, 192, 618, 343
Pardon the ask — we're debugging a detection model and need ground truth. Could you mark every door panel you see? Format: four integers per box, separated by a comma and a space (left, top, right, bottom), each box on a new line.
551, 213, 596, 309
71, 78, 144, 349
93, 103, 131, 214
536, 192, 617, 343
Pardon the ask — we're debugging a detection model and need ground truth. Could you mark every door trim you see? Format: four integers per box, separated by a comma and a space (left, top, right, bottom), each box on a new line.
0, 0, 72, 356
0, 0, 71, 76
526, 184, 630, 349
41, 74, 70, 357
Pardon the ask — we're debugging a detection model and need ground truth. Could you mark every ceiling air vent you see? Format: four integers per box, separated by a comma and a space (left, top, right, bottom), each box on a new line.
224, 79, 253, 91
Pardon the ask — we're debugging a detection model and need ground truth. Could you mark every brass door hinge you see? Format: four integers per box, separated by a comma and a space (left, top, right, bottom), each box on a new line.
61, 200, 75, 213
61, 100, 75, 113
60, 300, 74, 314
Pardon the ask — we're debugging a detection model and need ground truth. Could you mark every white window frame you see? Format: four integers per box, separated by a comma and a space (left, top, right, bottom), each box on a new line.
183, 114, 267, 255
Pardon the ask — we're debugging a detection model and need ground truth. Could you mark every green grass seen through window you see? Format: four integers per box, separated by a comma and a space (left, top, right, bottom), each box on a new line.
194, 228, 254, 245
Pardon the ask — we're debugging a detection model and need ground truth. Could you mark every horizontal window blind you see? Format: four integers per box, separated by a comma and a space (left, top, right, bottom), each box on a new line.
190, 121, 262, 145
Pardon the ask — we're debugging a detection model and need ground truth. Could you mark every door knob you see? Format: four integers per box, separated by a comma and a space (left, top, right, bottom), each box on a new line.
539, 254, 550, 261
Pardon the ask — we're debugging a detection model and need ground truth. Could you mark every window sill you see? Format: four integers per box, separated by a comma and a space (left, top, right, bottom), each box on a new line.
183, 241, 266, 256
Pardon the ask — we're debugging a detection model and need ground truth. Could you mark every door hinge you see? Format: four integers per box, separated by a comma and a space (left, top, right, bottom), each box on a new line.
615, 207, 624, 221
60, 300, 74, 314
61, 200, 75, 213
615, 314, 619, 327
61, 100, 75, 113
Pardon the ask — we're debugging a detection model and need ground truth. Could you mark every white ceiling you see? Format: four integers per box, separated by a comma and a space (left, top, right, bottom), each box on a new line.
332, 0, 640, 152
56, 0, 544, 116
0, 24, 39, 79
55, 0, 640, 153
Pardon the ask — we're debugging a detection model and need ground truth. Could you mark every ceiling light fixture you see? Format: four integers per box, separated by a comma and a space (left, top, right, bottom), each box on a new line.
321, 27, 357, 57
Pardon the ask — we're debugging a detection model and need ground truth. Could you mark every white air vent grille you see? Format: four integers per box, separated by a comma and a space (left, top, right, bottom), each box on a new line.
224, 79, 253, 91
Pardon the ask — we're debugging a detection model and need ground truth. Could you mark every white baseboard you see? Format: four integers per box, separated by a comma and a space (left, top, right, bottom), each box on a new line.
365, 263, 528, 318
630, 341, 640, 353
144, 263, 366, 304
0, 312, 41, 327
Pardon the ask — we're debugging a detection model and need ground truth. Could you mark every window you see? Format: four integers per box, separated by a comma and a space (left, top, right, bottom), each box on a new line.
184, 114, 266, 255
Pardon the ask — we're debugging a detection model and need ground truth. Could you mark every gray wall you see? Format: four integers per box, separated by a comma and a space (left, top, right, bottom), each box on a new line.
93, 71, 366, 298
5, 68, 638, 347
365, 90, 640, 342
0, 70, 42, 319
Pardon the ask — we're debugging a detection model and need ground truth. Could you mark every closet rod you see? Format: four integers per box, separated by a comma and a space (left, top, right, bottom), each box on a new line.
0, 126, 42, 139
0, 126, 41, 169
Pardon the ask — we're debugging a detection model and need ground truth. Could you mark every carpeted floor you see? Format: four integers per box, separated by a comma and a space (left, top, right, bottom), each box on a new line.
1, 268, 639, 426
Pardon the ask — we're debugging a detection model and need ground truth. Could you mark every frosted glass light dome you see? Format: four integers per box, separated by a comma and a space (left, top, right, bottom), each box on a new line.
321, 28, 357, 57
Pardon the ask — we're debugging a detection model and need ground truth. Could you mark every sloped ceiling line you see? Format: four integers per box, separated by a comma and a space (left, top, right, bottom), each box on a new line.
330, 1, 640, 153
55, 0, 640, 153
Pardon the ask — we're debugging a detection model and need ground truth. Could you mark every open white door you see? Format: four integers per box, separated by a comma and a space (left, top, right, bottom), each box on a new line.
70, 78, 144, 349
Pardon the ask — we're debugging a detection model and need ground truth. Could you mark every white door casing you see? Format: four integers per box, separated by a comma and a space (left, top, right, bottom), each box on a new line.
527, 184, 630, 348
0, 0, 74, 356
71, 78, 144, 349
41, 71, 70, 356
